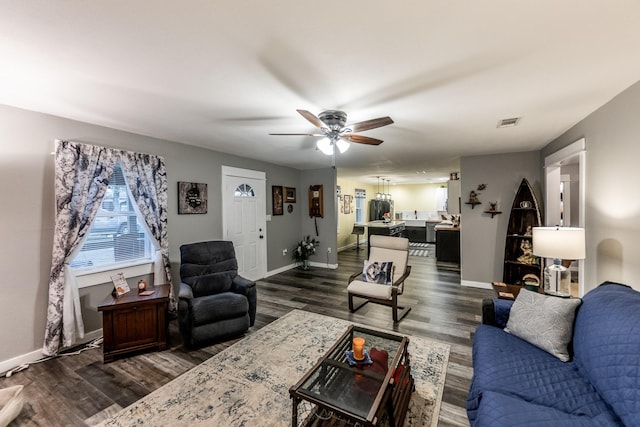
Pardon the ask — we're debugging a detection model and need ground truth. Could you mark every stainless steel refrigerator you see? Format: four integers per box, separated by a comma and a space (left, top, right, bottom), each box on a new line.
369, 199, 393, 221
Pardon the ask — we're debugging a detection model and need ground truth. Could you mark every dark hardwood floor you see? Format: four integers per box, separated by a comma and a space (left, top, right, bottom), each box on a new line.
2, 247, 493, 426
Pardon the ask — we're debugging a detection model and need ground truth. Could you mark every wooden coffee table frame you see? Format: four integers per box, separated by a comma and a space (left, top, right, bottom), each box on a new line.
289, 325, 414, 427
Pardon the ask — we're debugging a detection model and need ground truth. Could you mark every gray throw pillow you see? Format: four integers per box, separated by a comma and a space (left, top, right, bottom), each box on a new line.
504, 289, 582, 362
362, 260, 394, 285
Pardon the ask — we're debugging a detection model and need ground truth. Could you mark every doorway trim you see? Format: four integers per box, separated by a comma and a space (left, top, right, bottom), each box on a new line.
221, 165, 267, 280
544, 138, 586, 295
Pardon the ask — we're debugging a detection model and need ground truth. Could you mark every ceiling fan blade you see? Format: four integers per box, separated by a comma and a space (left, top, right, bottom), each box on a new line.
341, 134, 383, 146
297, 109, 326, 128
269, 133, 324, 137
347, 116, 394, 133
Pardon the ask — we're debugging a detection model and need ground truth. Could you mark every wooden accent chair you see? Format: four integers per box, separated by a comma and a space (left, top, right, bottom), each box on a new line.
347, 235, 412, 322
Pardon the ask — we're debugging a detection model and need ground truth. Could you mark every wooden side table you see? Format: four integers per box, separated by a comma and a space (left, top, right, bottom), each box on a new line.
98, 284, 170, 363
491, 282, 523, 300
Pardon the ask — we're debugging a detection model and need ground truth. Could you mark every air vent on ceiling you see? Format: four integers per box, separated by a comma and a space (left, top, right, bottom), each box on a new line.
497, 117, 521, 128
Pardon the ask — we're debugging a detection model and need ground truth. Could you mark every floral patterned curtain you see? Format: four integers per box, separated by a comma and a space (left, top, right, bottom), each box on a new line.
44, 140, 172, 356
119, 151, 174, 310
44, 141, 117, 356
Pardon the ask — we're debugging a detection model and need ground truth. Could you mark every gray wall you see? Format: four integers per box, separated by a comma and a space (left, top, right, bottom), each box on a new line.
266, 168, 303, 269
460, 151, 541, 285
0, 103, 334, 364
542, 80, 640, 292
299, 168, 338, 266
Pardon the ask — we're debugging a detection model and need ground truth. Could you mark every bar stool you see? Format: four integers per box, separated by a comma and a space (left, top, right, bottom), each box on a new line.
351, 225, 365, 251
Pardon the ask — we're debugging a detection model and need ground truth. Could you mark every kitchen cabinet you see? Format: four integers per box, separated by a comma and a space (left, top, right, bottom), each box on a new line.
436, 228, 460, 263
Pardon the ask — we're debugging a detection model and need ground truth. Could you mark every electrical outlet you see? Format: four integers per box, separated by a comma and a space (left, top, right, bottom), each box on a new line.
327, 247, 332, 253
282, 248, 288, 256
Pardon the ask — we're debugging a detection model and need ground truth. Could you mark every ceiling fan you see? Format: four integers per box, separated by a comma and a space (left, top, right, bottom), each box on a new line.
270, 109, 393, 164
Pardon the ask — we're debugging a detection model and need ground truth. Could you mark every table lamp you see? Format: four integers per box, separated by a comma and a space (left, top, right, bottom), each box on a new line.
532, 226, 585, 297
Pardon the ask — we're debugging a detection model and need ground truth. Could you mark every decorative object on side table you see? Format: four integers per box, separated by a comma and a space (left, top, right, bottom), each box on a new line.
532, 226, 585, 297
110, 272, 130, 297
137, 279, 147, 293
522, 273, 541, 293
293, 235, 318, 270
382, 211, 392, 223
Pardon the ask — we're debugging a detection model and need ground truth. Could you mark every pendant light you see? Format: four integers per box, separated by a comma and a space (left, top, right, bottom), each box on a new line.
376, 177, 382, 199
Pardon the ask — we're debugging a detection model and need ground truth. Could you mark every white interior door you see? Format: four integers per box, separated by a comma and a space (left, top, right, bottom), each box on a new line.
544, 138, 586, 295
221, 166, 267, 281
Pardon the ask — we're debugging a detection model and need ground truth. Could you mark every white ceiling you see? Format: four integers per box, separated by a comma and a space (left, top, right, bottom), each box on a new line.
2, 1, 640, 184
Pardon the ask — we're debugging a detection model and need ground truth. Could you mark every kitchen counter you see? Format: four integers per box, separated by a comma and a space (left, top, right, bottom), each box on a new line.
435, 223, 459, 231
366, 221, 406, 256
366, 220, 406, 228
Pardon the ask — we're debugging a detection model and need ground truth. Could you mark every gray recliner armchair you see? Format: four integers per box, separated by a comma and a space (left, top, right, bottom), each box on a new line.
178, 241, 257, 347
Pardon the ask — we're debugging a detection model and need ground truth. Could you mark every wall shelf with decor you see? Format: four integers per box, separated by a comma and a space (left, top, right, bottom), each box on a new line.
503, 178, 542, 286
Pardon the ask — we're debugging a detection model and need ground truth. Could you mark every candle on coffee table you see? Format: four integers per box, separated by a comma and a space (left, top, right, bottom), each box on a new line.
352, 337, 365, 361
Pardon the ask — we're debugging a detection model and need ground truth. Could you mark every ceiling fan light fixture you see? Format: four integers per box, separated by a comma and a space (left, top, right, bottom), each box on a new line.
316, 138, 333, 155
336, 139, 350, 154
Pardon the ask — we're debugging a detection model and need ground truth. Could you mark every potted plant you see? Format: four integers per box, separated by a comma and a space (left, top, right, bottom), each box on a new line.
383, 212, 392, 223
293, 236, 319, 270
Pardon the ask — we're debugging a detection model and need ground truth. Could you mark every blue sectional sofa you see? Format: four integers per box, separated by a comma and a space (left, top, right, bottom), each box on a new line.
467, 282, 640, 426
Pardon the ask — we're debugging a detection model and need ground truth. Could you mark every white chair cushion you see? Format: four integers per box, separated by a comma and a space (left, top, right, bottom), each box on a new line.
0, 385, 24, 427
347, 280, 393, 300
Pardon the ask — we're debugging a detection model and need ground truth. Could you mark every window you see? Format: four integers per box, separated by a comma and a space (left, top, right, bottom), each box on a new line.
235, 183, 255, 197
355, 188, 366, 224
71, 164, 154, 272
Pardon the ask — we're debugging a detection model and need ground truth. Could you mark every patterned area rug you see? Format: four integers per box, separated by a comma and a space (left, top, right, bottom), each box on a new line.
99, 310, 450, 427
409, 242, 436, 258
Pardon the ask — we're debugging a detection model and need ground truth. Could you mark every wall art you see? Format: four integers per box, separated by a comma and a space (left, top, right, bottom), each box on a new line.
285, 187, 296, 203
178, 182, 207, 214
272, 185, 284, 215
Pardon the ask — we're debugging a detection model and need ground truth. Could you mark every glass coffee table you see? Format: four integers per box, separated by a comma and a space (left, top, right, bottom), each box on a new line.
289, 325, 413, 426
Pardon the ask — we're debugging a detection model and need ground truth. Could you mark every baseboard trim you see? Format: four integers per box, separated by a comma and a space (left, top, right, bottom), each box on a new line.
264, 263, 297, 277
0, 329, 103, 377
310, 261, 338, 270
265, 261, 338, 277
461, 280, 492, 290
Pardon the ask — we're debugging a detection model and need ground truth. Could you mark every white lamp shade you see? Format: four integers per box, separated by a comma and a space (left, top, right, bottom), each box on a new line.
335, 139, 350, 153
532, 227, 586, 260
316, 138, 333, 155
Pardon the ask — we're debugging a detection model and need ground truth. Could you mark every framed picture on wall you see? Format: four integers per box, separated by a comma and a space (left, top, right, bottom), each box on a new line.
344, 195, 352, 214
284, 187, 296, 203
178, 182, 208, 214
272, 185, 284, 215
